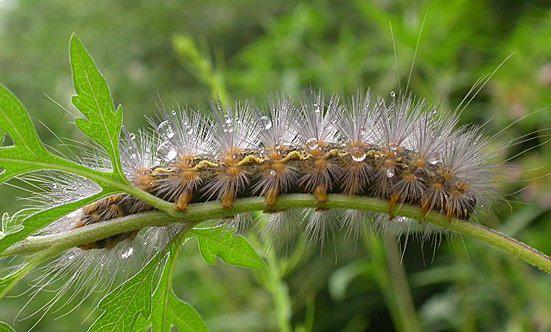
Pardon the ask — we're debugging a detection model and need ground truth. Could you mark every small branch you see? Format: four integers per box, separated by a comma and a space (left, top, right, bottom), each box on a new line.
2, 194, 549, 273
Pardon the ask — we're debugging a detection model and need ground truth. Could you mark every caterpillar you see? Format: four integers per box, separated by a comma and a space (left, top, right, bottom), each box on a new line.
69, 91, 495, 250
5, 90, 503, 325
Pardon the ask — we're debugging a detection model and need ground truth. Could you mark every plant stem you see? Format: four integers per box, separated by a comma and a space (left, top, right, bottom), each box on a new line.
249, 213, 294, 332
382, 234, 421, 332
263, 249, 293, 332
1, 194, 549, 273
369, 234, 421, 332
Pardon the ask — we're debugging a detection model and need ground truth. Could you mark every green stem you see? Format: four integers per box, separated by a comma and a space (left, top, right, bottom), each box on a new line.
249, 214, 293, 332
2, 194, 549, 273
263, 249, 293, 332
369, 235, 407, 332
382, 234, 421, 332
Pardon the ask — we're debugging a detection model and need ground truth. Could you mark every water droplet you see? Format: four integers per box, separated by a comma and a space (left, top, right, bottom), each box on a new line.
395, 216, 407, 223
259, 116, 272, 130
269, 170, 277, 176
306, 138, 319, 150
385, 168, 395, 178
352, 152, 366, 162
121, 247, 134, 259
157, 141, 177, 161
390, 91, 396, 98
314, 103, 320, 113
157, 120, 174, 139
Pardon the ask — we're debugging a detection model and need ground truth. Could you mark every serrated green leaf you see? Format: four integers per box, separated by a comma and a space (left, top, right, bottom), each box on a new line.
151, 238, 207, 332
151, 249, 176, 332
0, 83, 56, 183
0, 321, 15, 332
188, 227, 266, 269
0, 84, 117, 255
0, 190, 112, 254
168, 292, 207, 332
131, 315, 150, 332
70, 34, 124, 177
89, 253, 164, 332
0, 36, 145, 256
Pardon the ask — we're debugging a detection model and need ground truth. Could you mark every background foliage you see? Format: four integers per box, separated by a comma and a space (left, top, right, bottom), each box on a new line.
0, 0, 549, 331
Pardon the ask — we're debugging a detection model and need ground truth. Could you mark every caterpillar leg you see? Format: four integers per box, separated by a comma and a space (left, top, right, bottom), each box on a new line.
388, 193, 400, 219
175, 190, 193, 211
265, 187, 280, 208
314, 184, 328, 204
221, 189, 236, 208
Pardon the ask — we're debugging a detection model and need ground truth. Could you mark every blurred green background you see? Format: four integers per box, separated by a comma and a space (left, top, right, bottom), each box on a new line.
0, 0, 550, 331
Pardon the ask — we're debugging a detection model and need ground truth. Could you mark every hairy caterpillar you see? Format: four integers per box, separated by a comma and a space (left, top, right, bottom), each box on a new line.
1, 85, 513, 327
69, 92, 494, 250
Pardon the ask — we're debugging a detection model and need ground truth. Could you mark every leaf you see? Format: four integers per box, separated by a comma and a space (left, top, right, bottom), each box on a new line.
150, 250, 175, 332
168, 292, 207, 332
0, 190, 113, 254
0, 84, 121, 255
92, 237, 207, 332
0, 83, 56, 183
131, 315, 150, 332
0, 36, 140, 255
151, 240, 207, 332
70, 34, 125, 177
188, 227, 266, 269
0, 321, 14, 332
89, 253, 164, 332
